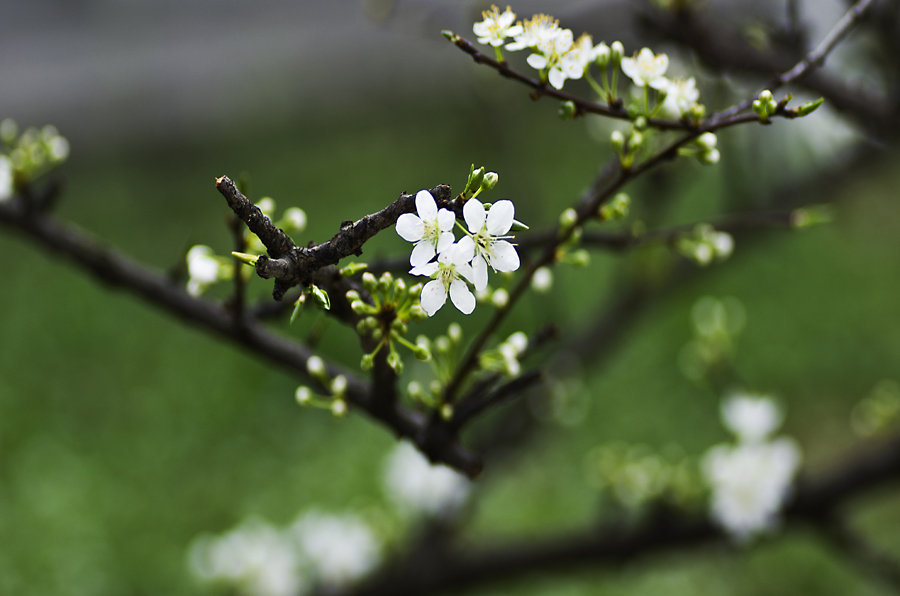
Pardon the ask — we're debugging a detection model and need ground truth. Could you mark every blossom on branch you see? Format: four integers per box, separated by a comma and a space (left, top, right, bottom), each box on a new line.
395, 190, 456, 268
621, 47, 669, 89
411, 236, 478, 316
463, 198, 521, 291
473, 5, 522, 48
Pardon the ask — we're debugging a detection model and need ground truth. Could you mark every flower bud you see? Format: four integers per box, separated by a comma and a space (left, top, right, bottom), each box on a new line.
331, 374, 348, 396
345, 289, 361, 302
360, 352, 375, 371
339, 262, 369, 277
531, 267, 553, 293
698, 148, 720, 165
696, 132, 717, 151
440, 403, 454, 421
448, 323, 463, 343
331, 399, 348, 417
413, 344, 432, 361
386, 350, 404, 374
558, 100, 577, 120
361, 272, 378, 292
610, 41, 624, 64
559, 207, 578, 230
593, 42, 610, 67
481, 171, 499, 191
610, 130, 626, 152
306, 356, 326, 378
492, 288, 509, 308
295, 386, 312, 405
282, 207, 307, 232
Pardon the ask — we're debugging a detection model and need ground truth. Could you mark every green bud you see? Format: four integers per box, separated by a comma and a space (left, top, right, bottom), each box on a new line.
440, 403, 454, 421
331, 399, 348, 417
441, 30, 458, 42
361, 272, 378, 292
360, 352, 375, 371
492, 288, 510, 308
559, 207, 578, 230
409, 305, 427, 321
593, 42, 610, 67
629, 130, 644, 149
758, 89, 773, 104
687, 103, 706, 121
290, 294, 306, 325
295, 386, 312, 405
306, 355, 326, 379
331, 374, 348, 396
465, 165, 486, 196
633, 116, 647, 131
558, 100, 577, 120
696, 132, 717, 151
600, 192, 631, 221
231, 252, 259, 267
447, 323, 463, 343
310, 284, 331, 311
386, 349, 404, 374
482, 171, 499, 191
610, 130, 626, 153
568, 249, 591, 267
793, 97, 824, 117
339, 262, 368, 277
413, 344, 432, 361
698, 148, 720, 165
434, 336, 451, 354
391, 318, 408, 335
610, 41, 624, 64
351, 300, 376, 316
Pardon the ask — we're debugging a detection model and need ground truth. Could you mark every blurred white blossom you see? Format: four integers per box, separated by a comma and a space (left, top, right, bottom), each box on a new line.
383, 441, 471, 516
189, 520, 306, 596
702, 394, 801, 541
290, 511, 381, 587
186, 245, 221, 296
0, 155, 12, 202
621, 48, 669, 89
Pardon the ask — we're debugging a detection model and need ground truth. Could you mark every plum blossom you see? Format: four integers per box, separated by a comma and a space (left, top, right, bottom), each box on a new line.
188, 520, 306, 596
559, 33, 596, 82
463, 198, 520, 291
411, 236, 477, 316
186, 245, 221, 297
506, 13, 559, 51
383, 441, 471, 516
473, 5, 522, 47
621, 47, 669, 89
702, 394, 802, 541
290, 511, 381, 587
703, 439, 801, 541
526, 27, 575, 90
395, 190, 455, 267
661, 77, 700, 117
722, 392, 784, 444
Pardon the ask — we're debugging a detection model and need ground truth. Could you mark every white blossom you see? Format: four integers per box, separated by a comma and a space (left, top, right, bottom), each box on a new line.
410, 236, 478, 316
186, 245, 221, 297
0, 155, 12, 202
188, 521, 306, 596
722, 393, 784, 443
473, 5, 523, 48
290, 511, 380, 587
463, 198, 520, 291
525, 27, 575, 90
703, 438, 801, 541
621, 47, 669, 89
660, 77, 699, 117
383, 441, 471, 516
283, 207, 307, 232
396, 190, 456, 268
531, 266, 553, 292
506, 13, 559, 52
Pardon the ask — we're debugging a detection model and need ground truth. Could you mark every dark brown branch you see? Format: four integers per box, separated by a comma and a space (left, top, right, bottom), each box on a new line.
0, 196, 483, 477
349, 436, 900, 596
215, 176, 453, 299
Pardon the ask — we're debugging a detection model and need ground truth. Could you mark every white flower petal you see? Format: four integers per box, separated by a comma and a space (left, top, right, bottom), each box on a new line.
437, 208, 456, 232
471, 255, 489, 291
548, 67, 566, 90
526, 53, 548, 70
420, 280, 447, 316
452, 235, 476, 264
410, 262, 439, 277
488, 240, 520, 272
464, 199, 486, 233
486, 200, 515, 235
396, 213, 424, 242
410, 241, 436, 267
436, 231, 455, 255
415, 190, 437, 221
449, 279, 476, 314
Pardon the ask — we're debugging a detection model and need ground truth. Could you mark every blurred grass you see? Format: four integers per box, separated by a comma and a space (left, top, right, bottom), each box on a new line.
0, 93, 898, 595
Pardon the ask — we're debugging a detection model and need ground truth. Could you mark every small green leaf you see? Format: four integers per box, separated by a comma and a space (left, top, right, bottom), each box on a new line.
310, 284, 331, 311
290, 294, 306, 325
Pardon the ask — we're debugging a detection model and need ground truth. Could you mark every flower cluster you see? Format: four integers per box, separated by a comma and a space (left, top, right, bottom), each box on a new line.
189, 511, 381, 596
471, 7, 705, 119
702, 393, 802, 541
396, 186, 521, 317
675, 223, 734, 266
